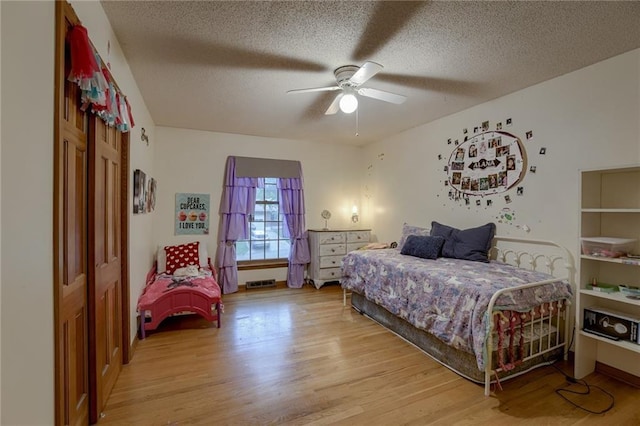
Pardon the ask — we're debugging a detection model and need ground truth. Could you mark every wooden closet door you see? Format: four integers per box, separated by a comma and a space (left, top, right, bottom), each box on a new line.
56, 4, 131, 424
89, 117, 123, 422
54, 3, 89, 425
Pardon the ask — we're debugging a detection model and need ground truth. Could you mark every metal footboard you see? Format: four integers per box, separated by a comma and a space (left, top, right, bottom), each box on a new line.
484, 236, 575, 395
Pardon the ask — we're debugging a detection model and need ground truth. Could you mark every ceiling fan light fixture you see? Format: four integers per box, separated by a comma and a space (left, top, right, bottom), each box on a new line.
288, 61, 404, 116
339, 93, 358, 114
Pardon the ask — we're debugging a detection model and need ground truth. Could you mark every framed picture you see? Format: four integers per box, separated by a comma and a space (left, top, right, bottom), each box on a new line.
175, 193, 210, 235
147, 178, 157, 212
133, 169, 146, 214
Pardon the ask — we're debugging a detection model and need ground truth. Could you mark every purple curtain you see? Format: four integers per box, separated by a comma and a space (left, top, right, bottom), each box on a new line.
215, 157, 262, 293
278, 173, 310, 288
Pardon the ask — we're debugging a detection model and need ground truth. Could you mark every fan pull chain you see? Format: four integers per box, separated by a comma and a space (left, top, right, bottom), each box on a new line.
355, 108, 359, 137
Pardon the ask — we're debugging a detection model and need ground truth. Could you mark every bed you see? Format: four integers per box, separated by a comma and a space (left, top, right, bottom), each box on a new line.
137, 241, 222, 339
341, 222, 574, 395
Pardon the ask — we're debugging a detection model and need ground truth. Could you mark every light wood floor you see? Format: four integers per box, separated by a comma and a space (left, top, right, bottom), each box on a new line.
101, 284, 639, 425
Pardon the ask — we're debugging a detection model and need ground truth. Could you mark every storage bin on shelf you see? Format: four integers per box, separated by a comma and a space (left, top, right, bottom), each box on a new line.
580, 237, 637, 258
619, 284, 640, 298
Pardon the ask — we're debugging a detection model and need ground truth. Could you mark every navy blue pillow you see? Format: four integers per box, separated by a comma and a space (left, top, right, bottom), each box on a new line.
400, 235, 445, 260
430, 221, 496, 263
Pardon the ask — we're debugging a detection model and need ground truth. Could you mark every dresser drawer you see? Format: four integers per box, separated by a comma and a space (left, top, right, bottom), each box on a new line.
319, 243, 346, 256
347, 231, 370, 243
319, 255, 344, 269
317, 267, 342, 280
317, 232, 346, 245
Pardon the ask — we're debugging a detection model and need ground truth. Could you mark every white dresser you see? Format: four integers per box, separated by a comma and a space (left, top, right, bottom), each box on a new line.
307, 229, 371, 289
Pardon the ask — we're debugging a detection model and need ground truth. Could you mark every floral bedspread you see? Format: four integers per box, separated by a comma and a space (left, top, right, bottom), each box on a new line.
137, 269, 221, 311
340, 249, 573, 370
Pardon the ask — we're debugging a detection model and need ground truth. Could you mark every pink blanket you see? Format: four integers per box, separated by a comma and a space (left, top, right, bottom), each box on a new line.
137, 270, 221, 310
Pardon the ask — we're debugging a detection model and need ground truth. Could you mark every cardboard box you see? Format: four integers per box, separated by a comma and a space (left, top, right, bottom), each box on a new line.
583, 306, 640, 344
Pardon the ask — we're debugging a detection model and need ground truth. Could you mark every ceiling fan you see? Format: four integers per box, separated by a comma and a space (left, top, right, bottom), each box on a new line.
287, 61, 407, 115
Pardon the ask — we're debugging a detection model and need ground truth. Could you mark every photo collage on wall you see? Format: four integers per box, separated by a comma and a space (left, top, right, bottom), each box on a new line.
437, 117, 546, 211
447, 130, 525, 197
133, 169, 157, 214
435, 117, 550, 233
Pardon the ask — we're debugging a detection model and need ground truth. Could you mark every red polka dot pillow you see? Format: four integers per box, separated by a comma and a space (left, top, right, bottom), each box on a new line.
164, 242, 200, 274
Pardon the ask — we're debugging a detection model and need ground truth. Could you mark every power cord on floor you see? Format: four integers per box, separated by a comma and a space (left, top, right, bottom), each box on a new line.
545, 327, 614, 414
552, 364, 615, 414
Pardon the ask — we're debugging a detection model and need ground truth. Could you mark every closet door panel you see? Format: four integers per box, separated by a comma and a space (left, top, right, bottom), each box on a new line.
89, 118, 123, 421
55, 4, 90, 423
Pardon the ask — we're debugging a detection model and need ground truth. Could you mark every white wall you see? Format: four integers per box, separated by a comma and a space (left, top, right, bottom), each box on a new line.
364, 49, 640, 252
153, 127, 364, 285
1, 2, 55, 423
0, 1, 155, 423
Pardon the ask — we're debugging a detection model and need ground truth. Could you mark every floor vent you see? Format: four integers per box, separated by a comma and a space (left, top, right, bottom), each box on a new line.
246, 279, 277, 289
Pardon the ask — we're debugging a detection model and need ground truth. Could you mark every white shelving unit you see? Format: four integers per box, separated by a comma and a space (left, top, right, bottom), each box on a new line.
574, 165, 640, 380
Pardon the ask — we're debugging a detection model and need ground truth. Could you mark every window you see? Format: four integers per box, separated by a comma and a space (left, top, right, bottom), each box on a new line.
236, 178, 291, 261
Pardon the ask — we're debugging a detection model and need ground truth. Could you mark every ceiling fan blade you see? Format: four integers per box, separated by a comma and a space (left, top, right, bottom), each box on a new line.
349, 61, 384, 86
300, 92, 338, 121
352, 1, 428, 61
358, 87, 407, 104
287, 86, 341, 94
325, 93, 343, 115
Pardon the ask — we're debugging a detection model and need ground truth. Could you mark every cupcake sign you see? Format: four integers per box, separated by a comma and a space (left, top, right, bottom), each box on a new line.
175, 193, 210, 235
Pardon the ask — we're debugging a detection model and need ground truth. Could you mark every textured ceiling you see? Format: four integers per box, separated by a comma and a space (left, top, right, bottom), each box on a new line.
100, 1, 640, 146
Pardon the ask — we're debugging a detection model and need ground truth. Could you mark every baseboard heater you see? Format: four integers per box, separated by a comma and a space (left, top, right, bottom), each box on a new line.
246, 279, 277, 289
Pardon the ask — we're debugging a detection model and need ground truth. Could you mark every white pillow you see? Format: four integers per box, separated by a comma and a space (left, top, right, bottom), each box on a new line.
157, 242, 209, 273
199, 243, 209, 268
157, 245, 167, 273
